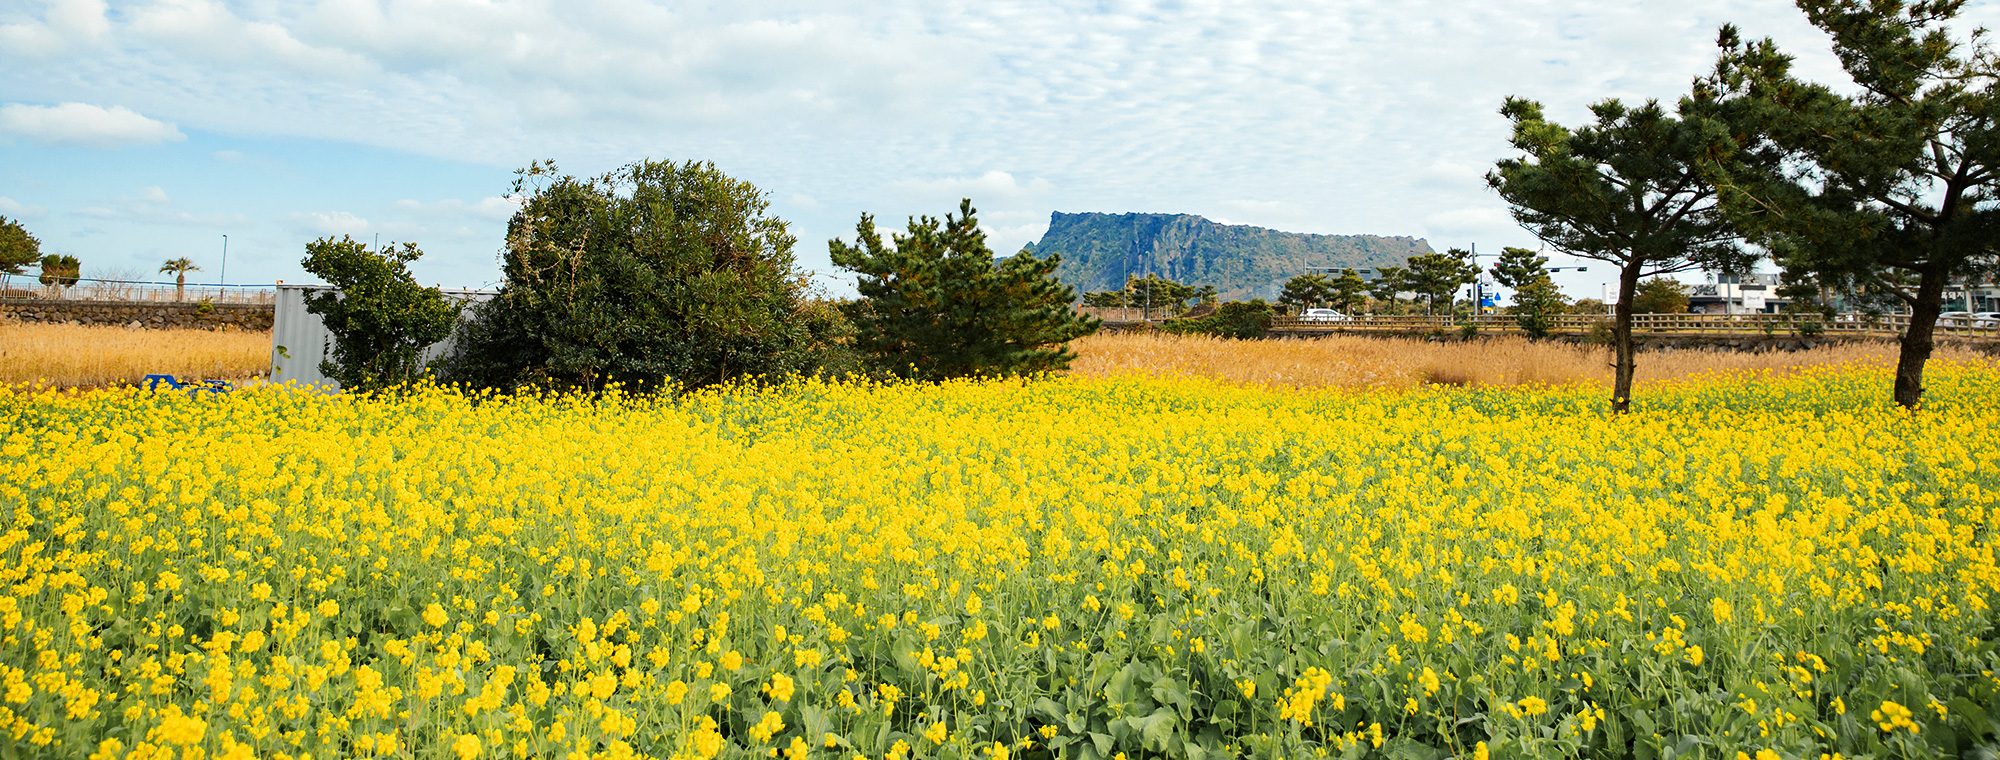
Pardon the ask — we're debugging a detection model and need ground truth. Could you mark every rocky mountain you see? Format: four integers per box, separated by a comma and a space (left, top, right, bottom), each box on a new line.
1018, 212, 1435, 301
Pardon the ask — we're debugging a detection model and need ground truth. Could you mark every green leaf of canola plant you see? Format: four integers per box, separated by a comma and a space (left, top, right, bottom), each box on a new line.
1133, 707, 1179, 752
1090, 731, 1114, 756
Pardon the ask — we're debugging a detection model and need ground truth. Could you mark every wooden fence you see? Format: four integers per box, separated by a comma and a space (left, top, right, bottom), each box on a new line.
1265, 312, 2000, 338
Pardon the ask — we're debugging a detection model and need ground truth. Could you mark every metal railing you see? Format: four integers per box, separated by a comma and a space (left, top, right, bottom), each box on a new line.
1268, 312, 2000, 338
0, 277, 277, 304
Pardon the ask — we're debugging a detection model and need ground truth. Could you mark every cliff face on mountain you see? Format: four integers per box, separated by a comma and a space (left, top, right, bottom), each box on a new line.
1018, 212, 1435, 300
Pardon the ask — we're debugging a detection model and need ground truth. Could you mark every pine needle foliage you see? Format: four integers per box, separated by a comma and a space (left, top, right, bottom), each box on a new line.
831, 199, 1098, 381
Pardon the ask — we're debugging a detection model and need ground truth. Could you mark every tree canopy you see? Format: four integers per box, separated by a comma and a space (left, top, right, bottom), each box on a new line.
38, 254, 79, 291
445, 159, 841, 393
0, 216, 38, 276
300, 237, 461, 392
1488, 94, 1755, 412
1402, 248, 1480, 314
1633, 277, 1692, 314
1704, 0, 1999, 407
1279, 274, 1331, 310
1490, 247, 1550, 291
831, 199, 1097, 381
1329, 269, 1369, 314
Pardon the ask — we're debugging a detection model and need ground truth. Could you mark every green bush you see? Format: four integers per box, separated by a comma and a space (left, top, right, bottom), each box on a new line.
830, 199, 1097, 380
1163, 299, 1274, 340
299, 237, 461, 392
443, 159, 842, 393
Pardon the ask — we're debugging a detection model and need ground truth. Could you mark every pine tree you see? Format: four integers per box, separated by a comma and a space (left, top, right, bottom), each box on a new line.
0, 216, 38, 276
1704, 1, 2000, 408
1279, 274, 1332, 310
830, 199, 1098, 381
1488, 96, 1755, 412
1329, 269, 1369, 314
1490, 247, 1550, 290
1511, 276, 1570, 338
1403, 248, 1481, 314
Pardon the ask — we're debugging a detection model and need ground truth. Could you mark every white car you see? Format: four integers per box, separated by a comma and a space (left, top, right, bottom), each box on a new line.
1972, 312, 2000, 328
1300, 308, 1350, 323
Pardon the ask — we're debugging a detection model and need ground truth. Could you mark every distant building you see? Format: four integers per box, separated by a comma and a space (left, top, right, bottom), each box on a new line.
1689, 272, 1999, 314
1689, 273, 1789, 314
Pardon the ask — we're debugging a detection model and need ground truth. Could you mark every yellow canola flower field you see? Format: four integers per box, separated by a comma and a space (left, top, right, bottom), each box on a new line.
3, 365, 2000, 760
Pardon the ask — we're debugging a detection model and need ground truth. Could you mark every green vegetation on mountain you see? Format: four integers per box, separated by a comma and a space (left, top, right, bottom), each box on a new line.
1019, 211, 1434, 301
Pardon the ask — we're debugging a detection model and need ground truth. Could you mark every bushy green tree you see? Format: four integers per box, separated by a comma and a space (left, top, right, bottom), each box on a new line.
1633, 277, 1691, 314
1488, 95, 1754, 412
1403, 248, 1480, 314
1329, 269, 1369, 314
300, 237, 460, 392
1704, 1, 2000, 408
1490, 247, 1550, 290
1163, 299, 1275, 340
1367, 266, 1408, 309
1279, 274, 1331, 310
830, 199, 1097, 381
0, 216, 39, 276
1125, 274, 1196, 317
1081, 290, 1130, 308
38, 254, 79, 291
447, 159, 839, 393
1511, 276, 1571, 338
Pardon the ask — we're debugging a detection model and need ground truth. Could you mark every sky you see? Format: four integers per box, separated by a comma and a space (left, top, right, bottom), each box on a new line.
4, 0, 1996, 301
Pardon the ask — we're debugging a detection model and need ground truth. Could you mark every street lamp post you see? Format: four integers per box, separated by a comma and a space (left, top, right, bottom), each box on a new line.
220, 235, 228, 287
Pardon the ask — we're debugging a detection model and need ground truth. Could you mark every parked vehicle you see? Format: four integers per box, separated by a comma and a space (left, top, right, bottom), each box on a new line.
1300, 308, 1350, 323
1971, 312, 2000, 328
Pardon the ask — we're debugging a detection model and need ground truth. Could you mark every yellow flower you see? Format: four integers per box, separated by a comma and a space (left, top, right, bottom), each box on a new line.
926, 722, 949, 744
721, 651, 745, 670
766, 673, 796, 702
453, 734, 481, 759
424, 603, 448, 628
1873, 701, 1920, 733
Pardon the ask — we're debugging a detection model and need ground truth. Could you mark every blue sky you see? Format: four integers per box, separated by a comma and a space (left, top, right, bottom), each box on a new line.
5, 0, 1995, 299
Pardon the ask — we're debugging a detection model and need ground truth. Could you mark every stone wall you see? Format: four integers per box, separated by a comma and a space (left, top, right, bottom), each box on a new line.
0, 299, 274, 330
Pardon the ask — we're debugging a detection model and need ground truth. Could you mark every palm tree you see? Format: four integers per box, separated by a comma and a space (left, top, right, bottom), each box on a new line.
160, 257, 200, 302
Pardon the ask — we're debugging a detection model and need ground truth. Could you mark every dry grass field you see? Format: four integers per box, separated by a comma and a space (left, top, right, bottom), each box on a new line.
8, 320, 1994, 391
0, 322, 270, 388
1067, 330, 1999, 389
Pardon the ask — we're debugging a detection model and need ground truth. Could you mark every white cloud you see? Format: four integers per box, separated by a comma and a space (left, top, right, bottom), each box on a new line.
892, 171, 1053, 205
0, 196, 48, 220
389, 196, 521, 222
0, 0, 109, 59
287, 210, 370, 237
5, 0, 1998, 283
0, 102, 185, 148
68, 185, 245, 227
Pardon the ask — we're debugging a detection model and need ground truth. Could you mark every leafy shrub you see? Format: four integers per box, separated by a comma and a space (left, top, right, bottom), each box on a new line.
830, 199, 1097, 380
443, 159, 841, 393
299, 236, 461, 391
1163, 299, 1274, 340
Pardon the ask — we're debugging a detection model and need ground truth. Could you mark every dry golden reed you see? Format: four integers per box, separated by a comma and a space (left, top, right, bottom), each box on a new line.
0, 322, 269, 388
1067, 331, 1998, 390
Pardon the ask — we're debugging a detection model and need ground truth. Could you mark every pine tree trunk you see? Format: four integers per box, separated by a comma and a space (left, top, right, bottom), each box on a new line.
1610, 262, 1644, 414
1894, 267, 1948, 409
